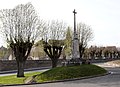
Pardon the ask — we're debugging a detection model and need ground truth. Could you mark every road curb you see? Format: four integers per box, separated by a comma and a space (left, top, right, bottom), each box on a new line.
1, 71, 110, 87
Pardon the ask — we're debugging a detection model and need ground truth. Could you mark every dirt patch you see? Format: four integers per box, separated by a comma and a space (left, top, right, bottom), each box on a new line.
105, 60, 120, 67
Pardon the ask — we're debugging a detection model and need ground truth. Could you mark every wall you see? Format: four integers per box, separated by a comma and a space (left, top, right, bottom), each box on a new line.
0, 60, 62, 71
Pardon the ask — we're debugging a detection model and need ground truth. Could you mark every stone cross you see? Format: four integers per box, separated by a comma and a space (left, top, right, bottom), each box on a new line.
72, 9, 80, 60
73, 9, 77, 37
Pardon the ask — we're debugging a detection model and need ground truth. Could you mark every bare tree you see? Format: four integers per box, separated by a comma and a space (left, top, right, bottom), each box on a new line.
0, 3, 45, 77
43, 20, 66, 68
77, 23, 93, 58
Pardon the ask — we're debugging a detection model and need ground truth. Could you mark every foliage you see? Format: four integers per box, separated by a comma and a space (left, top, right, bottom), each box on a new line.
30, 40, 46, 59
64, 27, 72, 57
0, 46, 7, 59
35, 64, 107, 82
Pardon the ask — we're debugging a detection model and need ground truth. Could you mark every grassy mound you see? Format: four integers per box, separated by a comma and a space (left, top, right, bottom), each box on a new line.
35, 64, 107, 82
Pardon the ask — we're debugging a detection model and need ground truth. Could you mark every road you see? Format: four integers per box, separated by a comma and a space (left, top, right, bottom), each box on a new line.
4, 63, 120, 87
0, 67, 50, 76
0, 69, 49, 77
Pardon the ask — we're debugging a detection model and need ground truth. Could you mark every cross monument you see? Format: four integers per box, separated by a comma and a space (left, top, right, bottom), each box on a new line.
72, 9, 80, 60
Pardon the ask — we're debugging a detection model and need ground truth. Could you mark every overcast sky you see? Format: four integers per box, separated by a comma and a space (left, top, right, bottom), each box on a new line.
0, 0, 120, 47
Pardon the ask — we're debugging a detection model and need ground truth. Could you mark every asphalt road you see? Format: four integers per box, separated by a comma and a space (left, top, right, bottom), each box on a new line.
0, 67, 50, 76
0, 69, 49, 77
4, 64, 120, 87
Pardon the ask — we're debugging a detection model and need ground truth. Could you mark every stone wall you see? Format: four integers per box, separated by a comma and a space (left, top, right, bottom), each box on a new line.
0, 60, 62, 71
0, 59, 119, 71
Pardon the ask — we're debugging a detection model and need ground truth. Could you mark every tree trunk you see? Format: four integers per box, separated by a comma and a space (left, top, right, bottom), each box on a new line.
17, 61, 25, 77
10, 42, 33, 77
44, 45, 62, 68
52, 59, 58, 68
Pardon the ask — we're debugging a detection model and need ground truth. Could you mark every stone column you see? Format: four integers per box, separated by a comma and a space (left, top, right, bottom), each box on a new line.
72, 9, 80, 60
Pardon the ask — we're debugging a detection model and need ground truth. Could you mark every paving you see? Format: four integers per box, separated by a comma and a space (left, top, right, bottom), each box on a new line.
0, 67, 50, 76
3, 63, 120, 87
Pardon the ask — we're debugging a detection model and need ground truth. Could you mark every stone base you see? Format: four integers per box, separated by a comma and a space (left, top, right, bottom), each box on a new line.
62, 58, 81, 66
81, 59, 91, 64
62, 58, 91, 66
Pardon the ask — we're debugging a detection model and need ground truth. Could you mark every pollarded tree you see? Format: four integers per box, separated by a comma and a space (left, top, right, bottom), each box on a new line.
102, 48, 109, 58
43, 20, 66, 68
0, 3, 45, 77
77, 23, 93, 58
96, 47, 105, 59
89, 46, 97, 59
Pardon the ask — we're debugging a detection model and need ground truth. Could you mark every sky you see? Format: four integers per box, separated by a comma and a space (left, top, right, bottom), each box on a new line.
0, 0, 120, 47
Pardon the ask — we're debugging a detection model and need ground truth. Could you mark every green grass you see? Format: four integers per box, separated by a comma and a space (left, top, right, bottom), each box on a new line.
0, 72, 41, 85
35, 64, 107, 82
0, 65, 107, 84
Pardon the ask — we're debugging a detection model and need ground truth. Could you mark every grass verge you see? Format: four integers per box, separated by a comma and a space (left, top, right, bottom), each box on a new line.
0, 72, 41, 85
35, 64, 107, 82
